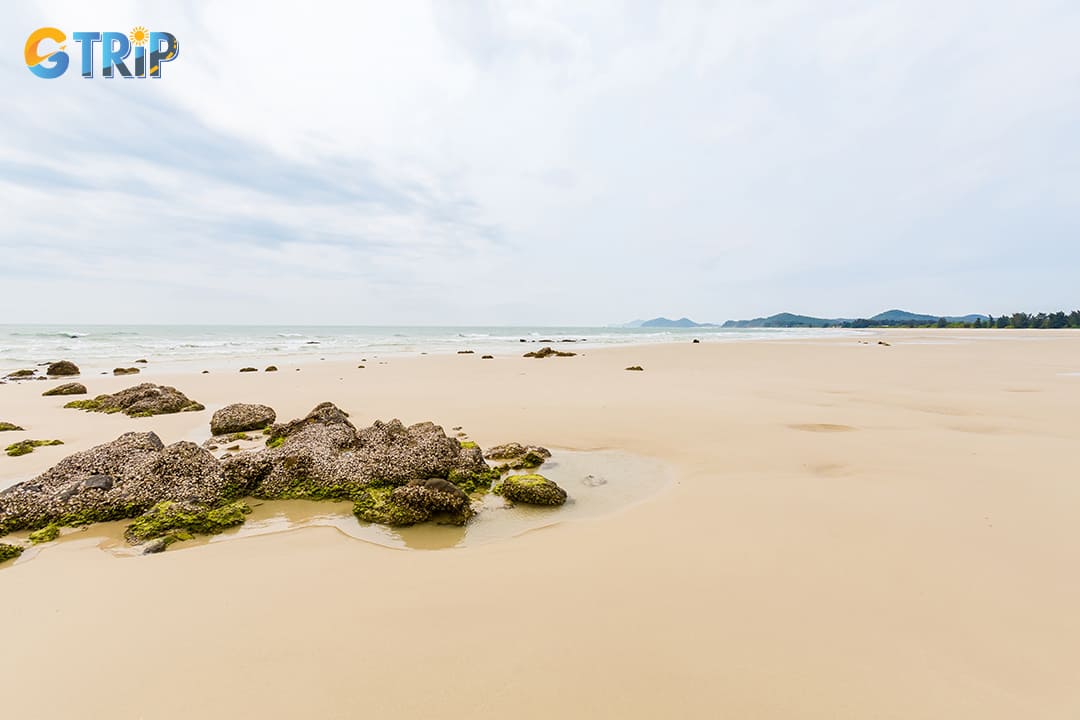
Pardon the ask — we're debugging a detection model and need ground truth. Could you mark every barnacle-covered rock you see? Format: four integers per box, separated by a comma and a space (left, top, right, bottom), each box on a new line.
0, 432, 237, 535
354, 479, 473, 526
210, 403, 276, 435
494, 474, 567, 506
64, 383, 204, 417
484, 442, 550, 469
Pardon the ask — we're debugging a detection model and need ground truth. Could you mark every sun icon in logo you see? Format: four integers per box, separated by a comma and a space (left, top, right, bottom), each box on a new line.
129, 26, 149, 46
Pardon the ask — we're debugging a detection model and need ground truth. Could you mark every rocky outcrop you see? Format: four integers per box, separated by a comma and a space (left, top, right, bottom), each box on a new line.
46, 360, 80, 376
210, 403, 276, 435
223, 402, 488, 502
43, 382, 87, 397
64, 383, 205, 417
494, 474, 568, 506
0, 432, 235, 535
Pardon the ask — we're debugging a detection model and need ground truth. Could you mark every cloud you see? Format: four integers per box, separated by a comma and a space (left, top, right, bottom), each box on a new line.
2, 0, 1079, 323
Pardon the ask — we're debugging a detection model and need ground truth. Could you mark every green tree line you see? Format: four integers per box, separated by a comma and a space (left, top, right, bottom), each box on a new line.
843, 311, 1080, 329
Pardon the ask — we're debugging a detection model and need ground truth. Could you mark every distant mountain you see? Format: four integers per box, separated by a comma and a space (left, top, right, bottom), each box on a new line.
723, 309, 989, 328
639, 317, 718, 328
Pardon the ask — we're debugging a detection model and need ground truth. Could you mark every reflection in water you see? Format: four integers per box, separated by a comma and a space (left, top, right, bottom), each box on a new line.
5, 450, 671, 559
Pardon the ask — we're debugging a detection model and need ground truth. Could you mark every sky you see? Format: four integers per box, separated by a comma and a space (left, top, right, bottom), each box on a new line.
2, 1, 1079, 325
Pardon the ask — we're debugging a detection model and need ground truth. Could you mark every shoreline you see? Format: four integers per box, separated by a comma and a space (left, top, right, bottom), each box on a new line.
2, 330, 1080, 717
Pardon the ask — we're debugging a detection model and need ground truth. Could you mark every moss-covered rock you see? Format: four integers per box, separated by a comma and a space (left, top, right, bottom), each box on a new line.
0, 422, 24, 432
124, 500, 251, 544
43, 382, 87, 397
494, 474, 568, 506
5, 439, 63, 457
46, 360, 80, 376
0, 543, 24, 564
64, 383, 204, 417
447, 467, 502, 494
354, 479, 473, 526
28, 523, 59, 544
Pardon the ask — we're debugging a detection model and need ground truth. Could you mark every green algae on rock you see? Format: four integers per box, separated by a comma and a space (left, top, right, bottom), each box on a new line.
0, 543, 23, 564
124, 500, 251, 544
0, 422, 24, 432
5, 439, 64, 457
64, 383, 205, 417
354, 479, 473, 527
28, 523, 60, 544
493, 474, 568, 506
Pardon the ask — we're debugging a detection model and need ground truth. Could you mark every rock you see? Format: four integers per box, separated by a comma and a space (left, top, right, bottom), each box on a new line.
135, 359, 149, 364
457, 350, 475, 354
878, 340, 891, 346
5, 439, 63, 457
581, 474, 607, 487
46, 360, 80, 376
124, 500, 251, 544
239, 367, 258, 373
692, 339, 700, 344
481, 355, 494, 359
0, 543, 23, 564
357, 365, 365, 369
355, 478, 474, 527
484, 443, 551, 469
523, 347, 576, 358
64, 383, 204, 417
0, 432, 238, 535
210, 403, 277, 436
494, 474, 567, 506
113, 367, 140, 376
5, 369, 36, 379
28, 523, 59, 544
265, 366, 278, 372
222, 402, 489, 505
42, 382, 87, 397
0, 422, 24, 432
625, 366, 644, 371
141, 537, 169, 555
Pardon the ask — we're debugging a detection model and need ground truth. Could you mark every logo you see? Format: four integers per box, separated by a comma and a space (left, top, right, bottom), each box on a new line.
25, 26, 179, 79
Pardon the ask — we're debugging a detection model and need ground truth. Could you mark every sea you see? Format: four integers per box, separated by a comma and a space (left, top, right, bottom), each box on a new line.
0, 325, 851, 371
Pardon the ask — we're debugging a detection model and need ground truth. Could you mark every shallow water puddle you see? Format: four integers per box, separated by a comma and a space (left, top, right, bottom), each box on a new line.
4, 450, 671, 561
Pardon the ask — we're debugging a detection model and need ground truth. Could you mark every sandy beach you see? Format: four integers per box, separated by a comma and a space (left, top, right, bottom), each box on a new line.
2, 331, 1079, 718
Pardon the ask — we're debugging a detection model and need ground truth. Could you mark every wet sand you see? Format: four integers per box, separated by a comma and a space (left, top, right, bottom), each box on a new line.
2, 330, 1080, 718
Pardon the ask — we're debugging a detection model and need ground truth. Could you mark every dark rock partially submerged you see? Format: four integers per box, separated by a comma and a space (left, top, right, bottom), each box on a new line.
210, 403, 276, 435
64, 383, 205, 417
43, 382, 87, 397
494, 474, 568, 506
47, 360, 80, 376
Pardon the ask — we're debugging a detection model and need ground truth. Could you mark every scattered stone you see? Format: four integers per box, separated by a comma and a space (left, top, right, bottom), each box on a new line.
28, 523, 59, 544
5, 439, 63, 457
878, 341, 891, 346
202, 370, 210, 374
46, 360, 80, 376
0, 422, 24, 432
65, 383, 204, 417
581, 474, 607, 487
265, 366, 278, 372
135, 359, 149, 364
357, 365, 365, 369
210, 403, 276, 435
113, 367, 140, 376
0, 543, 23, 564
484, 443, 551, 470
481, 355, 494, 359
625, 366, 644, 371
692, 339, 700, 344
141, 537, 170, 554
43, 382, 87, 397
523, 347, 576, 359
240, 367, 258, 373
494, 474, 567, 506
5, 369, 36, 379
457, 350, 475, 354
